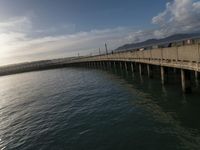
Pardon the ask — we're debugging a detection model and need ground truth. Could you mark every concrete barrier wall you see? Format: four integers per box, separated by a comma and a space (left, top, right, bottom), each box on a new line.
123, 52, 132, 59
3, 44, 200, 76
151, 48, 162, 59
143, 50, 151, 59
128, 52, 136, 59
178, 45, 199, 61
136, 51, 143, 59
73, 44, 200, 63
162, 47, 177, 60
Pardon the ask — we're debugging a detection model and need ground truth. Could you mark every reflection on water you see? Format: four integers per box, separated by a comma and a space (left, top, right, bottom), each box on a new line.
109, 67, 200, 149
0, 67, 200, 150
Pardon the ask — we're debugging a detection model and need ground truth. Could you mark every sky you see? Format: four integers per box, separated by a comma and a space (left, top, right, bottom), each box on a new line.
0, 0, 200, 65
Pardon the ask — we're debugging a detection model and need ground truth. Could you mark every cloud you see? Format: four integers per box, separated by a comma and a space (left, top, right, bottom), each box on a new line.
193, 1, 200, 10
152, 0, 200, 37
0, 17, 32, 33
0, 17, 140, 65
17, 27, 141, 57
1, 0, 200, 65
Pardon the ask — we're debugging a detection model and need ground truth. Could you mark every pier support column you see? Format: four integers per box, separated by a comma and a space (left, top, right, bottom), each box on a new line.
147, 64, 152, 78
107, 62, 110, 70
107, 61, 109, 69
107, 62, 109, 69
114, 61, 116, 69
96, 62, 98, 68
139, 63, 143, 76
91, 62, 93, 68
131, 62, 134, 72
87, 62, 89, 68
105, 62, 108, 69
101, 62, 104, 69
173, 68, 177, 73
120, 62, 122, 70
125, 62, 128, 71
94, 62, 96, 68
195, 71, 199, 87
109, 61, 112, 69
104, 62, 107, 69
181, 69, 192, 93
102, 62, 105, 69
95, 62, 97, 68
161, 66, 165, 85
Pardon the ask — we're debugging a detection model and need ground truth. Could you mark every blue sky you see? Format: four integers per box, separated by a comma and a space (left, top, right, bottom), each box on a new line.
0, 0, 166, 33
0, 0, 200, 65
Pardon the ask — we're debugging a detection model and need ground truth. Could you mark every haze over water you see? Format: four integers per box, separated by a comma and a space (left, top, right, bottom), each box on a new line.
0, 68, 200, 150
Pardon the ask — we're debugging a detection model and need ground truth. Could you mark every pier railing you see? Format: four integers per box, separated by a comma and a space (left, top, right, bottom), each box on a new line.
71, 43, 200, 71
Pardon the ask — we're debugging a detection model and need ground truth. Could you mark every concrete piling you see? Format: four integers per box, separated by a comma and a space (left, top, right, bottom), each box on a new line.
120, 62, 122, 70
147, 64, 152, 78
114, 61, 116, 69
195, 71, 199, 87
181, 69, 192, 93
139, 63, 142, 76
125, 62, 128, 71
131, 62, 134, 72
161, 66, 165, 85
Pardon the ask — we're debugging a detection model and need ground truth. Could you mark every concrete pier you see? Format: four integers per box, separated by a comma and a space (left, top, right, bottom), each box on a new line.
1, 42, 200, 94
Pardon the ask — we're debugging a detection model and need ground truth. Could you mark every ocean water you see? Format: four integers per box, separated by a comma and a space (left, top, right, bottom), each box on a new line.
0, 68, 200, 150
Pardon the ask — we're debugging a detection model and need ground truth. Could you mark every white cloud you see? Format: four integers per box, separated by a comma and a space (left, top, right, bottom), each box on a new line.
193, 1, 200, 10
0, 17, 32, 33
1, 0, 200, 65
152, 0, 200, 37
0, 17, 139, 65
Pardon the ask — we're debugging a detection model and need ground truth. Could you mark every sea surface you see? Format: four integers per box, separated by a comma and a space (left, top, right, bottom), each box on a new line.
0, 68, 200, 150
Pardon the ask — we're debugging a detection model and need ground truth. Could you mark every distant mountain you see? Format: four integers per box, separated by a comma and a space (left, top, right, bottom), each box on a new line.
115, 33, 200, 51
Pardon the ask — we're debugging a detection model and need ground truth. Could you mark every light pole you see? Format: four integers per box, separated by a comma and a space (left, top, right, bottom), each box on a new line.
105, 43, 108, 55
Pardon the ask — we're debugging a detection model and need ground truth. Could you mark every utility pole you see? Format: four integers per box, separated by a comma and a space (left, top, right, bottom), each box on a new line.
105, 43, 108, 55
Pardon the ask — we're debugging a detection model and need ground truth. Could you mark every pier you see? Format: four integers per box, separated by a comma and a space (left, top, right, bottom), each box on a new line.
0, 43, 200, 93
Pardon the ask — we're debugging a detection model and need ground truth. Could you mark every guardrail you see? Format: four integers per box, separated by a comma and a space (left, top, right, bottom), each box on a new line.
0, 43, 200, 76
70, 43, 200, 71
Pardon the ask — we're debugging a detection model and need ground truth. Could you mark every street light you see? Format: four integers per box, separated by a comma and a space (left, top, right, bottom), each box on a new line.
105, 43, 108, 55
